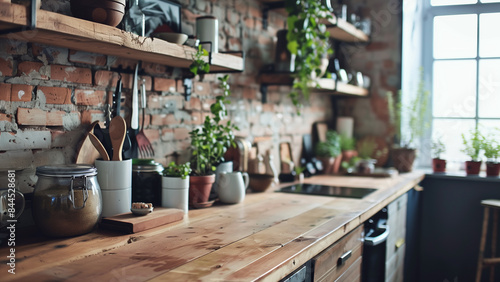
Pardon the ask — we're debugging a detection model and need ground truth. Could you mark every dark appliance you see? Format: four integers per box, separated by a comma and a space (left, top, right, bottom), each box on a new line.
362, 208, 389, 282
277, 183, 376, 199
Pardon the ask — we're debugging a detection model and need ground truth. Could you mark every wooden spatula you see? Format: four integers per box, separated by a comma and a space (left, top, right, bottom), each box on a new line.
109, 116, 127, 161
88, 132, 110, 161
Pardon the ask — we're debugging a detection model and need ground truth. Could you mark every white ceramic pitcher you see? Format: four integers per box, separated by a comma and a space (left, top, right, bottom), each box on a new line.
217, 172, 249, 204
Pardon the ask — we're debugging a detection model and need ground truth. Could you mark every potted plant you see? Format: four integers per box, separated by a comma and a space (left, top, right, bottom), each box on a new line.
461, 128, 483, 175
189, 74, 238, 206
482, 135, 500, 177
431, 139, 446, 173
189, 45, 210, 81
340, 134, 358, 164
314, 130, 342, 174
387, 71, 430, 172
355, 137, 378, 174
162, 161, 191, 213
285, 0, 333, 114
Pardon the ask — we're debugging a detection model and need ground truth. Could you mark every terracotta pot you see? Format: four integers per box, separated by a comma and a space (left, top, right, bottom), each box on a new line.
486, 162, 500, 177
317, 155, 342, 174
342, 150, 358, 164
189, 174, 215, 207
432, 158, 446, 173
465, 160, 482, 175
391, 148, 416, 172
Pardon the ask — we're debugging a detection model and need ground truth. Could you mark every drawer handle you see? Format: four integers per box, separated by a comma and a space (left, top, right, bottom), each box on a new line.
337, 250, 352, 266
395, 238, 405, 250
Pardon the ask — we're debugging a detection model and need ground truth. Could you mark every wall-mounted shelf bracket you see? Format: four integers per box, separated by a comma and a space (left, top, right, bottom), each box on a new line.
0, 0, 37, 35
260, 84, 268, 103
261, 2, 285, 30
183, 78, 193, 101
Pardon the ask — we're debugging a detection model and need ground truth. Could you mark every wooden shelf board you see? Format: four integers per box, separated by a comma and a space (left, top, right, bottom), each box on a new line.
335, 82, 369, 96
326, 16, 369, 43
259, 74, 368, 97
0, 3, 243, 72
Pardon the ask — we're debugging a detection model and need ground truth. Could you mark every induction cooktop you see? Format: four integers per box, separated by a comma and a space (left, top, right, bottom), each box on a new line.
276, 184, 376, 199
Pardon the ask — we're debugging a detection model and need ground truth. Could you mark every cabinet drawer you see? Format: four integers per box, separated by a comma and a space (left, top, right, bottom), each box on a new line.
385, 242, 406, 282
313, 225, 364, 282
335, 257, 362, 282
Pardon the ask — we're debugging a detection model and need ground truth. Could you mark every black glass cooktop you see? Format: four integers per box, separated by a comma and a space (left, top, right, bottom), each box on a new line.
277, 184, 376, 199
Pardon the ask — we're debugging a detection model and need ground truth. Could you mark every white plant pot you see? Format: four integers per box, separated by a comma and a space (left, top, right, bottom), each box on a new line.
162, 176, 189, 214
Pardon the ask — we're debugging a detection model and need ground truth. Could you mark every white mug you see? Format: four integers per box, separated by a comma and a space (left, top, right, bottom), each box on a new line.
196, 16, 219, 53
217, 172, 249, 204
0, 189, 25, 226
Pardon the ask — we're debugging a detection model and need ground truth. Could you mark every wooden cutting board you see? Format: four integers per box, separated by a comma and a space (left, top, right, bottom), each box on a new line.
100, 208, 184, 233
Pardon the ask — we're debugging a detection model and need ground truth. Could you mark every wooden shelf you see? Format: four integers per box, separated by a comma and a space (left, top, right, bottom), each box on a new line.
0, 3, 244, 73
259, 73, 369, 97
257, 1, 369, 43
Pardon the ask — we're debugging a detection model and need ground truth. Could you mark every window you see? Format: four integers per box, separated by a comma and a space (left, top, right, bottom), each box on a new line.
420, 1, 500, 170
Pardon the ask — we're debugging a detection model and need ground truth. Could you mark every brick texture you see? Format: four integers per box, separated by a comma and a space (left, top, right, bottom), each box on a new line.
51, 65, 92, 84
38, 86, 72, 104
11, 84, 33, 102
0, 83, 12, 101
75, 89, 106, 106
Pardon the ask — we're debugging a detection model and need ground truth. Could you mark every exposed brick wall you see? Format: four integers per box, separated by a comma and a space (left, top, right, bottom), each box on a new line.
0, 0, 336, 193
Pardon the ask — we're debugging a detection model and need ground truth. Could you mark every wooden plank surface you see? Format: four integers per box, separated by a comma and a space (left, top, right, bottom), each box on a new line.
0, 3, 243, 72
0, 171, 424, 281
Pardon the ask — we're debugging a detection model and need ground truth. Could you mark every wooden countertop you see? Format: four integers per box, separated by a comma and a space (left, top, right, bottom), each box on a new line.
1, 171, 424, 281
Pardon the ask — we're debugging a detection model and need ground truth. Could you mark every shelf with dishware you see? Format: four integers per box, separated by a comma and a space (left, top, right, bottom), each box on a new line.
258, 72, 369, 102
257, 0, 369, 43
0, 2, 244, 73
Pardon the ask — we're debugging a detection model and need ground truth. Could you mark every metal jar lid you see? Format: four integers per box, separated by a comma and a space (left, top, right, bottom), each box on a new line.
36, 164, 97, 178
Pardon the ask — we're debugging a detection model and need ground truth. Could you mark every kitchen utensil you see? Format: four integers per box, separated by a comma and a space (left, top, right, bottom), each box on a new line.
136, 79, 154, 158
128, 63, 140, 159
109, 116, 127, 161
153, 32, 189, 44
75, 121, 102, 164
70, 0, 125, 27
131, 207, 153, 216
95, 158, 132, 217
88, 132, 110, 161
248, 174, 275, 192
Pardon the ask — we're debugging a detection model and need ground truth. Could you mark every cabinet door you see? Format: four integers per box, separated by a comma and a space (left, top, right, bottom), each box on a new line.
386, 193, 408, 281
313, 225, 364, 282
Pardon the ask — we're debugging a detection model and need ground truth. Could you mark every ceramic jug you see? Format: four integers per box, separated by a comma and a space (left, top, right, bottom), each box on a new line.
217, 172, 249, 204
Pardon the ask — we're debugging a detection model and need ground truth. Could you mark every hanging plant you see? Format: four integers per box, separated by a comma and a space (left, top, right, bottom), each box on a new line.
189, 45, 210, 81
285, 0, 333, 114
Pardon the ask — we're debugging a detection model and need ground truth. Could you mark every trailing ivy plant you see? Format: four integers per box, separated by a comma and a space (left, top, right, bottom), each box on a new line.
189, 75, 238, 176
285, 0, 333, 114
189, 45, 210, 81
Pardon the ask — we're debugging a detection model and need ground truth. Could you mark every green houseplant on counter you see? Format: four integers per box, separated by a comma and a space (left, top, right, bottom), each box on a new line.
189, 74, 238, 206
387, 71, 430, 172
482, 133, 500, 177
461, 128, 483, 175
285, 0, 333, 114
431, 138, 446, 173
162, 162, 192, 213
314, 130, 342, 174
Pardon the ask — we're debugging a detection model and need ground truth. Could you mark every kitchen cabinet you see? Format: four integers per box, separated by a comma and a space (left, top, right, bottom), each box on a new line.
257, 0, 370, 101
0, 2, 244, 73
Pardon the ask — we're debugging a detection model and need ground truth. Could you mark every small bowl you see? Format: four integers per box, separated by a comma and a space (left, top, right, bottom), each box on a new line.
248, 174, 275, 192
153, 32, 189, 45
131, 207, 153, 216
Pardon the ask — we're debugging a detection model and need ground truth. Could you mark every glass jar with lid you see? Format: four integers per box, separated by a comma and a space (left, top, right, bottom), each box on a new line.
132, 159, 163, 207
33, 165, 102, 237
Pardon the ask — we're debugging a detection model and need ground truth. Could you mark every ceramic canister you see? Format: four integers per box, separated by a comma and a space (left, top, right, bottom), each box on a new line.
196, 16, 219, 53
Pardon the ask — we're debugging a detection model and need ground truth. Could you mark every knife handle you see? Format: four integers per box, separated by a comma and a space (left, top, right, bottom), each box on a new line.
141, 79, 146, 109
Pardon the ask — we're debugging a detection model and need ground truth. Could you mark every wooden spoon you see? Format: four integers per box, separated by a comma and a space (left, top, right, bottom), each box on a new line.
88, 132, 110, 161
109, 116, 127, 161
